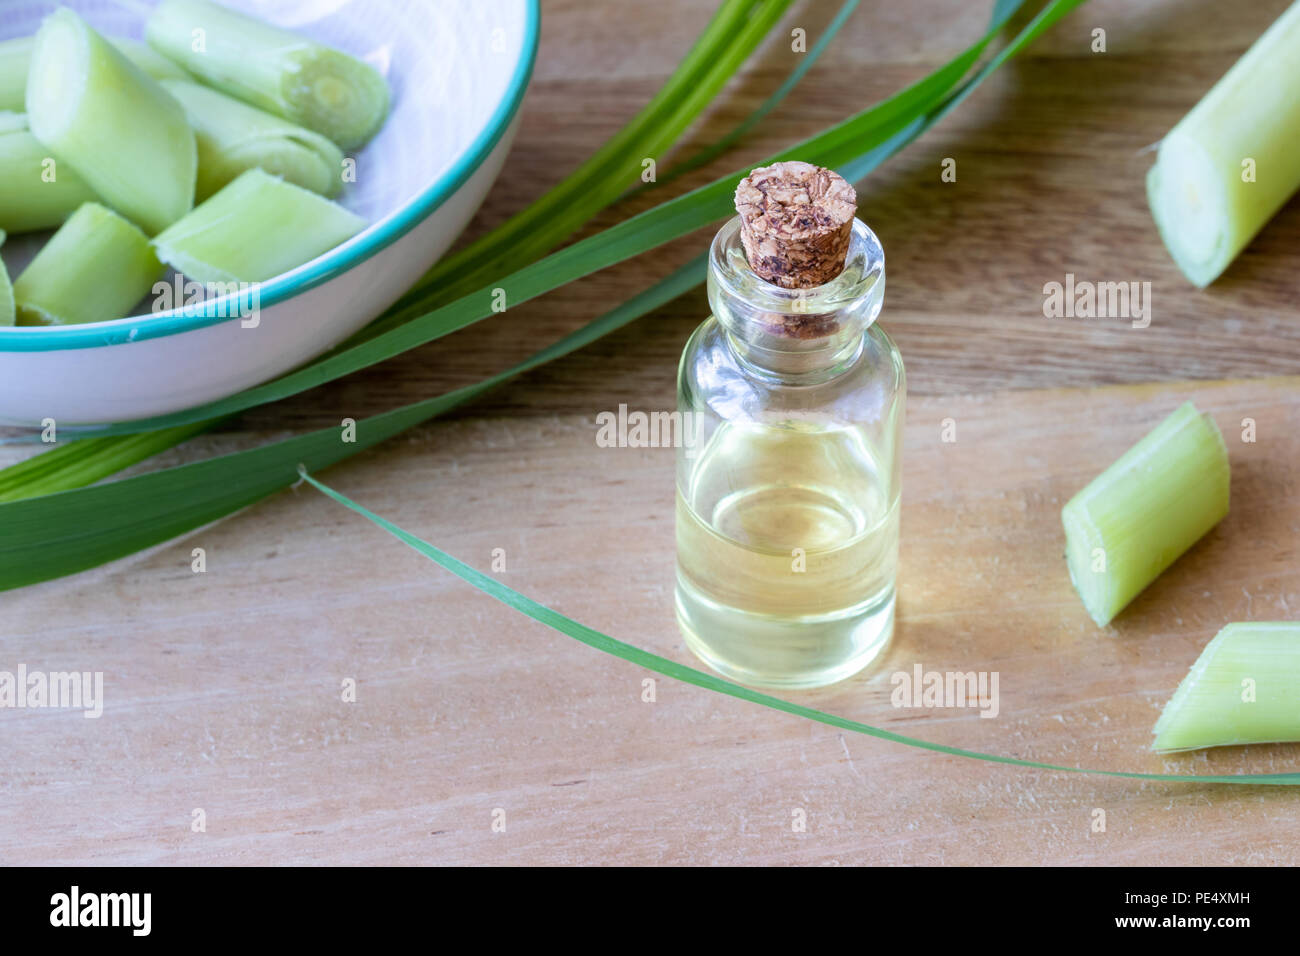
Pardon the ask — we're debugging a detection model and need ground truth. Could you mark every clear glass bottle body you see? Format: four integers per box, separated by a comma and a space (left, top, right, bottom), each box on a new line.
675, 216, 905, 689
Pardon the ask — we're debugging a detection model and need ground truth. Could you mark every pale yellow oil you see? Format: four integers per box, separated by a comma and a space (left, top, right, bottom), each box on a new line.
675, 419, 899, 689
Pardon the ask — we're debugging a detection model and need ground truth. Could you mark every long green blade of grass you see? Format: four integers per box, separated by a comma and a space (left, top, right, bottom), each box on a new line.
298, 469, 1300, 787
626, 0, 863, 196
0, 420, 217, 503
0, 0, 1081, 591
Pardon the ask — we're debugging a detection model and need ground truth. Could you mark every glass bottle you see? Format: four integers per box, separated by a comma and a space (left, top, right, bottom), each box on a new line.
675, 214, 905, 689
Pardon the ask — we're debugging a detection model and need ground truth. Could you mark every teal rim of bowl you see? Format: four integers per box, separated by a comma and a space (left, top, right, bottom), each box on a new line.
0, 0, 541, 353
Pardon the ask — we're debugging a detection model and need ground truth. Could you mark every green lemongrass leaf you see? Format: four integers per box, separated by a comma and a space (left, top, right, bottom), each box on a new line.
937, 0, 1086, 120
991, 0, 1027, 22
627, 0, 863, 196
0, 258, 705, 589
0, 0, 1069, 588
298, 470, 1300, 787
0, 420, 215, 503
48, 0, 1030, 441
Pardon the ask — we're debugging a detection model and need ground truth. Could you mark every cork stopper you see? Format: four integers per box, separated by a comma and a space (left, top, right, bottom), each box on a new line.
734, 161, 857, 290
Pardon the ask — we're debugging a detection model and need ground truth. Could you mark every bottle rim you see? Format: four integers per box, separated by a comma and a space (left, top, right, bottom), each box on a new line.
708, 216, 885, 328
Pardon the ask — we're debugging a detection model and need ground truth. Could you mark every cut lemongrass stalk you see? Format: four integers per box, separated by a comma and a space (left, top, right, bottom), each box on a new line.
146, 0, 390, 150
163, 79, 343, 201
1, 34, 190, 111
0, 252, 13, 327
1153, 623, 1300, 752
0, 111, 99, 233
1062, 402, 1229, 627
26, 8, 197, 235
13, 202, 162, 326
1146, 0, 1300, 287
152, 168, 365, 283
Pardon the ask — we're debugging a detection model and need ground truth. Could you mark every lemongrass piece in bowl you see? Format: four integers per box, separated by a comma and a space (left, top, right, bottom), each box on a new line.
13, 202, 162, 327
1, 34, 190, 111
0, 0, 535, 426
25, 8, 196, 235
152, 168, 366, 284
1154, 623, 1300, 752
0, 111, 100, 232
146, 0, 390, 151
1146, 0, 1300, 287
1061, 402, 1229, 627
163, 80, 343, 201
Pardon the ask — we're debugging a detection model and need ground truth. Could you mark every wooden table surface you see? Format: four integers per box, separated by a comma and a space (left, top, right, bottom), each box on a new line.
5, 0, 1300, 866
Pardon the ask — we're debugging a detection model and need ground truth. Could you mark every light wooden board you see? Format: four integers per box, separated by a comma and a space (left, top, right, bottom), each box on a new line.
3, 376, 1299, 865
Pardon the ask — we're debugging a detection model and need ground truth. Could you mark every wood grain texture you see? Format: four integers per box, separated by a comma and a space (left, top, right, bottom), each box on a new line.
4, 377, 1300, 865
4, 0, 1300, 866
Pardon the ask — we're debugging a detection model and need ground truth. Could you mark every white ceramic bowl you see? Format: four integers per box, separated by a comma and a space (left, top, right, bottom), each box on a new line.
0, 0, 538, 426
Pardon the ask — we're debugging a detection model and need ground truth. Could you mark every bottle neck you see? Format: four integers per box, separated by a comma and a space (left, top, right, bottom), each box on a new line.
707, 216, 885, 385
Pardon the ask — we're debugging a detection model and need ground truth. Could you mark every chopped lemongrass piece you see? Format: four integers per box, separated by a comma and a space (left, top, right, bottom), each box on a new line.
1, 34, 191, 111
152, 168, 365, 283
162, 79, 343, 201
13, 202, 162, 326
0, 111, 99, 233
1147, 1, 1300, 287
26, 8, 197, 235
0, 252, 13, 326
146, 0, 390, 150
1153, 623, 1300, 752
1062, 402, 1229, 627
